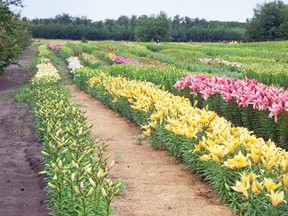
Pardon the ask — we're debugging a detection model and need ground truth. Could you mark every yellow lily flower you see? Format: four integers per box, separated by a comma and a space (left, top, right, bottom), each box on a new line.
231, 180, 249, 198
208, 145, 228, 161
267, 190, 286, 207
252, 181, 263, 195
199, 154, 210, 161
241, 172, 257, 185
143, 128, 151, 137
211, 154, 221, 163
185, 126, 197, 139
283, 174, 288, 189
264, 178, 282, 193
164, 124, 172, 132
224, 151, 249, 170
280, 154, 288, 171
149, 121, 158, 129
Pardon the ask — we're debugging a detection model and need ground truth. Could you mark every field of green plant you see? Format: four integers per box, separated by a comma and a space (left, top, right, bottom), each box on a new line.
68, 40, 288, 83
26, 40, 288, 215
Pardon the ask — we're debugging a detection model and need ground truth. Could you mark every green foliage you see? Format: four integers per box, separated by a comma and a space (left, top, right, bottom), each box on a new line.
15, 84, 34, 102
0, 3, 31, 71
246, 0, 288, 41
145, 43, 163, 52
58, 45, 74, 59
171, 16, 246, 42
27, 12, 246, 42
107, 64, 188, 95
135, 12, 172, 42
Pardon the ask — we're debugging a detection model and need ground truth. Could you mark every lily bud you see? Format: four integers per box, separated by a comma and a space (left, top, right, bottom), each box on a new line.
71, 173, 76, 182
80, 181, 84, 189
101, 187, 107, 197
58, 160, 63, 169
108, 160, 115, 170
89, 178, 96, 187
87, 187, 94, 197
39, 171, 47, 175
41, 151, 50, 157
48, 182, 57, 189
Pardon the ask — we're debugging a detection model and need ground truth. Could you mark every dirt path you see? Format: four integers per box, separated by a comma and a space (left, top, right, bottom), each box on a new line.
0, 48, 48, 216
68, 85, 236, 216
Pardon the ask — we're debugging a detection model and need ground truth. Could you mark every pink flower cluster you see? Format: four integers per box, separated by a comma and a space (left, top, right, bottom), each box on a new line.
47, 42, 62, 51
174, 74, 288, 122
113, 56, 146, 66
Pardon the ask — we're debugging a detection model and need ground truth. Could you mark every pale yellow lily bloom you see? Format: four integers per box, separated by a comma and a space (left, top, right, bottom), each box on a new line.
224, 151, 249, 170
267, 190, 286, 207
282, 174, 288, 189
252, 181, 263, 195
241, 172, 257, 185
231, 180, 249, 198
264, 178, 282, 193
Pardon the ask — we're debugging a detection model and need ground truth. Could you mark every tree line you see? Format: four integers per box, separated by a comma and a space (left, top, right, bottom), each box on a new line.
27, 12, 245, 42
26, 1, 288, 42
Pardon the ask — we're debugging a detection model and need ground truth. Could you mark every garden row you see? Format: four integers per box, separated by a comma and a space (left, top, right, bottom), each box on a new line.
21, 45, 122, 216
59, 50, 288, 215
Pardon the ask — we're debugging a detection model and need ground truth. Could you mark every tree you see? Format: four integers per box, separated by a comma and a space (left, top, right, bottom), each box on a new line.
0, 1, 31, 71
278, 6, 288, 38
135, 12, 171, 42
55, 13, 73, 25
246, 0, 288, 41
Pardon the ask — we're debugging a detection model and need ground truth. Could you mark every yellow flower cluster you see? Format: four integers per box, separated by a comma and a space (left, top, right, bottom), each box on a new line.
32, 61, 61, 84
89, 72, 218, 140
105, 53, 117, 61
232, 172, 286, 207
38, 45, 50, 57
88, 71, 288, 207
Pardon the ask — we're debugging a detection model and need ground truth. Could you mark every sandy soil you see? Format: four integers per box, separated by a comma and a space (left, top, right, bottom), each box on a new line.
68, 85, 236, 216
0, 48, 48, 216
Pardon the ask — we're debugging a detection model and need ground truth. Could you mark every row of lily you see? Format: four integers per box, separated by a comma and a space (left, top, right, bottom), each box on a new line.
29, 45, 122, 215
68, 58, 288, 215
174, 74, 288, 122
105, 53, 147, 66
243, 63, 288, 88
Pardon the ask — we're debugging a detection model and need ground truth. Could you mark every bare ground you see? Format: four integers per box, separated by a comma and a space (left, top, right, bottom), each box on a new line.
0, 48, 48, 216
68, 85, 236, 216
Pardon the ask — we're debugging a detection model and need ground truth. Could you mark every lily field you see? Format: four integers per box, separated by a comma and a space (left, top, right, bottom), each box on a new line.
24, 40, 288, 215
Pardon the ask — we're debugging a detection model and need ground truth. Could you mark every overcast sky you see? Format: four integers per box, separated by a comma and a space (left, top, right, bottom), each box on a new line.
12, 0, 288, 22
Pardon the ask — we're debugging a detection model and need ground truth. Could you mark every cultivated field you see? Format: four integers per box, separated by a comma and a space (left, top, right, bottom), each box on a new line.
1, 40, 288, 215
